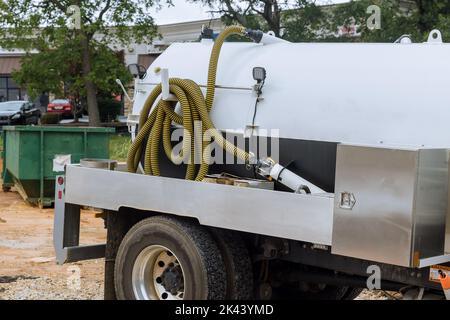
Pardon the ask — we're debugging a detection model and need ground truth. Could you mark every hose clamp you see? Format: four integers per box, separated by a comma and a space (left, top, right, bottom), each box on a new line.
256, 157, 276, 177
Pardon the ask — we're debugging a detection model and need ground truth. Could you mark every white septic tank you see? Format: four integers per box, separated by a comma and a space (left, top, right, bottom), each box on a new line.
132, 30, 450, 149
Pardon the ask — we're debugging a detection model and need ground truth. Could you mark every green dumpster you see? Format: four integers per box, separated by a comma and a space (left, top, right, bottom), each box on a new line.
2, 126, 114, 207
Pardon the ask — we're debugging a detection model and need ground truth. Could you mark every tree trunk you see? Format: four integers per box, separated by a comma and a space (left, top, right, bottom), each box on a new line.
81, 35, 100, 127
262, 0, 281, 37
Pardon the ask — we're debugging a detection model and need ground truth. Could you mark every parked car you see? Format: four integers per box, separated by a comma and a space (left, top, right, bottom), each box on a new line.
47, 99, 74, 117
0, 101, 41, 126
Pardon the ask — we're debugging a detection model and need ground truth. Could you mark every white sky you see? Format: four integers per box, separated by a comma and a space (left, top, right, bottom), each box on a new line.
151, 0, 350, 25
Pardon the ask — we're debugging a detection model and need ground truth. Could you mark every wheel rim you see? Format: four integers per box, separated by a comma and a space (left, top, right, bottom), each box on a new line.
132, 245, 185, 300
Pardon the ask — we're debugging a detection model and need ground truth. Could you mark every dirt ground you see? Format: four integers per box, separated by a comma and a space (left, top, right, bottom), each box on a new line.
0, 185, 106, 300
0, 162, 392, 300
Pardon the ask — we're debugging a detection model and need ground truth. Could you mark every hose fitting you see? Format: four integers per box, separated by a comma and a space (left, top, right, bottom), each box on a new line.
246, 29, 290, 45
256, 157, 326, 194
245, 29, 264, 43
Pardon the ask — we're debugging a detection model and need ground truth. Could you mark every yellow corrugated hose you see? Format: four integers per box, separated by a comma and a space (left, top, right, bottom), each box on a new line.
127, 26, 251, 181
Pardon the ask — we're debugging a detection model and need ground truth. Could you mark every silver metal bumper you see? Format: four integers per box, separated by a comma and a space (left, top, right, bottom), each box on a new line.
53, 175, 106, 265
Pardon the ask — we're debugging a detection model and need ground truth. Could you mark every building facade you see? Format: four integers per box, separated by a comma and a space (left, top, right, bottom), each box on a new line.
0, 52, 27, 102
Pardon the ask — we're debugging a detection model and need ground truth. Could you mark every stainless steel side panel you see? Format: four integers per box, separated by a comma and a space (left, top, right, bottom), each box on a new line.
332, 146, 417, 267
332, 145, 449, 267
413, 149, 448, 260
65, 166, 334, 246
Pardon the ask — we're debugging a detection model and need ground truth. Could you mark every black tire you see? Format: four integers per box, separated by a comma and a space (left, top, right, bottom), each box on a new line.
211, 229, 253, 300
114, 215, 226, 300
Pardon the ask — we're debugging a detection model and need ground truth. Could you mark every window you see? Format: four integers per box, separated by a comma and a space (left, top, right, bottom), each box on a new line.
7, 77, 19, 89
8, 89, 20, 101
0, 89, 7, 102
0, 76, 26, 102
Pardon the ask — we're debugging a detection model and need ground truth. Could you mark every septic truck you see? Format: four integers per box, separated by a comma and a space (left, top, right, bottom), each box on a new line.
54, 26, 450, 300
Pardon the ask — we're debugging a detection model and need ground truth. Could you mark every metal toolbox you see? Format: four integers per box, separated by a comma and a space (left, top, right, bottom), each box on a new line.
332, 144, 450, 267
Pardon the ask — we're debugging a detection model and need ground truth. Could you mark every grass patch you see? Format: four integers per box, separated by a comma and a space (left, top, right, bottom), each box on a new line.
110, 134, 131, 162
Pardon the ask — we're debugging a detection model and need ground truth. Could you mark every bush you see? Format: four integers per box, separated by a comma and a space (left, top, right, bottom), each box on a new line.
40, 113, 61, 125
98, 97, 122, 123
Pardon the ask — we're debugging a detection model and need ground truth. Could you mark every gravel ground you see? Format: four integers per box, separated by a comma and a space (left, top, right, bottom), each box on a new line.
0, 271, 104, 300
356, 290, 400, 300
0, 175, 106, 301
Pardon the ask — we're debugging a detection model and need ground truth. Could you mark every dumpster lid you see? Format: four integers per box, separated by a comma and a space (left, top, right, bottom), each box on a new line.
2, 126, 115, 133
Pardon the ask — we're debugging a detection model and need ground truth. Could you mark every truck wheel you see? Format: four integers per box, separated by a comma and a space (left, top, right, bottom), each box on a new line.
211, 229, 253, 300
114, 216, 226, 300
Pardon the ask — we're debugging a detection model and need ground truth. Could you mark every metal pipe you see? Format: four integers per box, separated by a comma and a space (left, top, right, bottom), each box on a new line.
256, 158, 326, 194
139, 82, 254, 91
269, 163, 326, 194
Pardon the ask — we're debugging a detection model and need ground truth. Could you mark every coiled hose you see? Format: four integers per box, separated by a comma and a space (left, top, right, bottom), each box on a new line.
127, 26, 252, 181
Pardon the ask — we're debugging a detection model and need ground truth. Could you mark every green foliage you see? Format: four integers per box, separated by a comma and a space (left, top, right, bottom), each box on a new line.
98, 97, 122, 122
13, 43, 132, 101
194, 0, 450, 43
329, 0, 419, 42
413, 0, 450, 34
330, 0, 450, 43
0, 0, 162, 123
0, 0, 161, 50
282, 0, 327, 42
193, 0, 324, 40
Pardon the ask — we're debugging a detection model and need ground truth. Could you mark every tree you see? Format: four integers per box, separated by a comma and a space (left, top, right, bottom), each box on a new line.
196, 0, 450, 44
414, 0, 450, 34
328, 0, 417, 42
329, 0, 450, 43
0, 0, 162, 126
197, 0, 283, 36
13, 43, 132, 119
282, 0, 326, 42
193, 0, 325, 40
